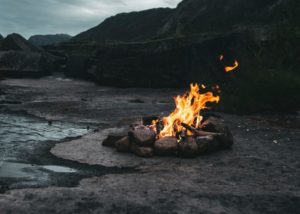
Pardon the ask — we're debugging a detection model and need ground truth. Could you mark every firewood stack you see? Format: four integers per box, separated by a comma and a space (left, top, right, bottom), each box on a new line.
102, 115, 233, 158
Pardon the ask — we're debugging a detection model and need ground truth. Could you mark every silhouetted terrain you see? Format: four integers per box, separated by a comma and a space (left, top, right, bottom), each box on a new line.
72, 8, 173, 43
0, 33, 40, 52
29, 34, 72, 46
72, 0, 299, 42
0, 34, 54, 77
0, 34, 3, 50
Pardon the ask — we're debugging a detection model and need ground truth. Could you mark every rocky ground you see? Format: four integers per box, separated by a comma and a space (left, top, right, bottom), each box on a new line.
0, 76, 299, 213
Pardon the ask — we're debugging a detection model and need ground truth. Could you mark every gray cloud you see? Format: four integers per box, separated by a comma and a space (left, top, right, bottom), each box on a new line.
0, 0, 181, 38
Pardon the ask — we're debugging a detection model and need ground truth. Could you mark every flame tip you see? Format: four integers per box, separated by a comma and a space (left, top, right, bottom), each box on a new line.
155, 83, 220, 138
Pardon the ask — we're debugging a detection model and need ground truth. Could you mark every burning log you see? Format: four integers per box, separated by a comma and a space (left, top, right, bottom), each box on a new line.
157, 84, 220, 138
178, 136, 198, 158
142, 116, 159, 126
128, 125, 156, 147
201, 116, 225, 132
154, 137, 178, 156
181, 123, 222, 137
201, 117, 234, 149
201, 113, 222, 123
176, 130, 187, 140
115, 136, 130, 152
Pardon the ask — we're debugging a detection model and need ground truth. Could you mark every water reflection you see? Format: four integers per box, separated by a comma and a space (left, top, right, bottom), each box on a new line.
0, 113, 88, 162
0, 113, 88, 187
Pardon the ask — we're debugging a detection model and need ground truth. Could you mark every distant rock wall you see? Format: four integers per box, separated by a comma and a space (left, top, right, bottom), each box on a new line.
0, 34, 3, 49
55, 32, 252, 87
29, 34, 72, 46
60, 0, 299, 87
0, 34, 53, 78
72, 8, 174, 43
0, 33, 40, 52
72, 0, 298, 43
0, 51, 49, 77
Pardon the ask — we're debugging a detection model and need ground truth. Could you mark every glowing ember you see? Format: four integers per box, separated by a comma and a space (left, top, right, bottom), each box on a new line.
220, 55, 239, 72
153, 83, 220, 138
224, 60, 239, 72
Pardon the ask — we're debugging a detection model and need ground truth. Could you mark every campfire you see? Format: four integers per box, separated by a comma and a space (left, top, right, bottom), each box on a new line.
102, 57, 238, 158
103, 85, 234, 158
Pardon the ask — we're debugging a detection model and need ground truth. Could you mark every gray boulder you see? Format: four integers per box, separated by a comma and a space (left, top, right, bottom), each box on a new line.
130, 143, 154, 158
128, 125, 156, 147
178, 136, 199, 158
115, 137, 130, 152
154, 137, 178, 156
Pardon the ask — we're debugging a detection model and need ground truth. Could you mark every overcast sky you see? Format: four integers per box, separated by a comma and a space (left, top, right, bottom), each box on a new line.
0, 0, 181, 39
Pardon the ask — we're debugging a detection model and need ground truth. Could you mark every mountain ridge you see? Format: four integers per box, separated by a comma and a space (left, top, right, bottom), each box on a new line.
0, 33, 40, 52
72, 8, 174, 43
72, 0, 299, 43
29, 34, 72, 46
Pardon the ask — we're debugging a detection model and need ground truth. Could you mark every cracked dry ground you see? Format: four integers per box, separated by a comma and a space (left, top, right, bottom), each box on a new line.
0, 76, 299, 214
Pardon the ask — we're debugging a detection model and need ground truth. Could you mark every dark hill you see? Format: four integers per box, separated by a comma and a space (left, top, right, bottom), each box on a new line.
0, 33, 40, 52
29, 34, 72, 46
158, 0, 299, 36
72, 0, 299, 43
0, 34, 55, 78
72, 8, 174, 43
0, 34, 3, 47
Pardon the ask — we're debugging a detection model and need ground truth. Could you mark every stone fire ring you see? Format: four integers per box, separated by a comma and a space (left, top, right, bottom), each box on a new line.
102, 115, 234, 158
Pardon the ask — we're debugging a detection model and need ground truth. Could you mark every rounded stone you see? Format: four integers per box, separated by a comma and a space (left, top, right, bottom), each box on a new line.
178, 136, 198, 158
115, 136, 130, 152
154, 137, 178, 156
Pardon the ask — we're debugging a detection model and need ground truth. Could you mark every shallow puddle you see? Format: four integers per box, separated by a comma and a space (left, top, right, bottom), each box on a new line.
0, 112, 88, 189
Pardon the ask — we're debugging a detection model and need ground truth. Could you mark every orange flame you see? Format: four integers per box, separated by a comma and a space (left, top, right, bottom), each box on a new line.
219, 54, 239, 72
224, 60, 239, 73
155, 83, 220, 138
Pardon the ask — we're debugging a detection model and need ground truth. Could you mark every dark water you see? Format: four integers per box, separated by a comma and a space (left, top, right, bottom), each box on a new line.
0, 112, 89, 189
